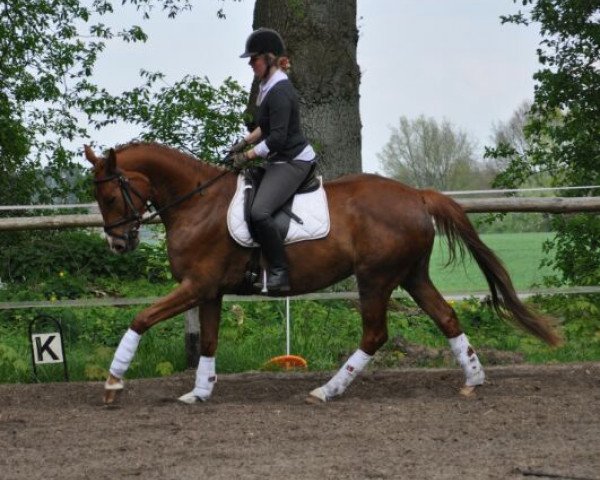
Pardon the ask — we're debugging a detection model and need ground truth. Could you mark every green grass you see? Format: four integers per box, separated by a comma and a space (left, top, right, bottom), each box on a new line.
429, 232, 557, 293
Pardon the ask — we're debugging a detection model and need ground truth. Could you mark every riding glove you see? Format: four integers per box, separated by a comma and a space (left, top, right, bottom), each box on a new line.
229, 138, 248, 153
231, 152, 250, 170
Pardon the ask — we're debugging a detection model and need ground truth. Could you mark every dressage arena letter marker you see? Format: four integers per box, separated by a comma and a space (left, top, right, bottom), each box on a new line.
31, 333, 64, 364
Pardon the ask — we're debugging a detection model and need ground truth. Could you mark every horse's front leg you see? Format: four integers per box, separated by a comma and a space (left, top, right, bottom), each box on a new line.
103, 280, 200, 404
178, 297, 222, 404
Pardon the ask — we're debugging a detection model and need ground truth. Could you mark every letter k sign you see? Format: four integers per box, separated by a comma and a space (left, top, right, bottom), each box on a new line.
32, 333, 64, 364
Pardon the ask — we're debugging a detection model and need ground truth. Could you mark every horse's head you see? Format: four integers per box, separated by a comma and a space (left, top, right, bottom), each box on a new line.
84, 145, 152, 253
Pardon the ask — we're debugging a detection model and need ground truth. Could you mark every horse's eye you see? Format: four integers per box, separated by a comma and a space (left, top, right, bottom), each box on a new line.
106, 197, 116, 206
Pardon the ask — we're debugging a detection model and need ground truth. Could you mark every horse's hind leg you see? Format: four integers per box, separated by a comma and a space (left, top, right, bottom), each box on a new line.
403, 274, 485, 394
308, 287, 390, 403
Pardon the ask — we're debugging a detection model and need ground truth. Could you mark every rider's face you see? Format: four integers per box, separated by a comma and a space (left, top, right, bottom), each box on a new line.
249, 55, 267, 78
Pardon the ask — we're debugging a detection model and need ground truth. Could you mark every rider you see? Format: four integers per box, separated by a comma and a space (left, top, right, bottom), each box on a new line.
229, 28, 317, 293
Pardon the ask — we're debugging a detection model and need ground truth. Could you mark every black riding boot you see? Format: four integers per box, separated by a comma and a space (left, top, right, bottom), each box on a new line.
253, 218, 290, 292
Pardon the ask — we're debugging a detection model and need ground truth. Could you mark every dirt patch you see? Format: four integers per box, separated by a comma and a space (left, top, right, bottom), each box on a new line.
1, 363, 599, 480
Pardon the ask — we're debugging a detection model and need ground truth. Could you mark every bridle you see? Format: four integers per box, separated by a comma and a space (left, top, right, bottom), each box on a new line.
93, 167, 231, 240
93, 172, 147, 241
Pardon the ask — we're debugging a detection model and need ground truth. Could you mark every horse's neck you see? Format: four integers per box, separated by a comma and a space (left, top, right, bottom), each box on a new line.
120, 148, 230, 220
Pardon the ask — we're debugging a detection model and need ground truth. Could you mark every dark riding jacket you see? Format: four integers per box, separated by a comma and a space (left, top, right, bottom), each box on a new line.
256, 79, 310, 162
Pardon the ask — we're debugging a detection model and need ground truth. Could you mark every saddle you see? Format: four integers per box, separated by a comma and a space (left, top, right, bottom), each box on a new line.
243, 163, 320, 241
226, 163, 329, 294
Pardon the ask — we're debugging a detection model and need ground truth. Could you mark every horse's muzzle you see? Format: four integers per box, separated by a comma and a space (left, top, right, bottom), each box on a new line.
107, 229, 140, 254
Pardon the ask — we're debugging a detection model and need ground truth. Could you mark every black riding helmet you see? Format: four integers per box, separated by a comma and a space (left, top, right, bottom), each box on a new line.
240, 28, 286, 58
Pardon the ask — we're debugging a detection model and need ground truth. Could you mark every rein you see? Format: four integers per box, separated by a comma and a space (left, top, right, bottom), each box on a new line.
93, 168, 231, 237
143, 169, 230, 223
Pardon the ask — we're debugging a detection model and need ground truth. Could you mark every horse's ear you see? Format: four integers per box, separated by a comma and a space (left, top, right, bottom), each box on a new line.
84, 145, 99, 165
105, 148, 117, 174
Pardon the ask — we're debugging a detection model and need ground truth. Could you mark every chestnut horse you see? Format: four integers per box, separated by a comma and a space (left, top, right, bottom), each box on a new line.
84, 143, 560, 405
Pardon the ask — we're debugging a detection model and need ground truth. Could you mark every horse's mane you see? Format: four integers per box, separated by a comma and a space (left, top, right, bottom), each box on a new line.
111, 141, 226, 173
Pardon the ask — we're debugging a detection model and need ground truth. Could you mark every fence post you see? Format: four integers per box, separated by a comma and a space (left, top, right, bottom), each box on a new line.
184, 307, 200, 369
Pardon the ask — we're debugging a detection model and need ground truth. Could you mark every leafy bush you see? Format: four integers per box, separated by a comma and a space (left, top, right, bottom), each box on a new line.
1, 230, 169, 283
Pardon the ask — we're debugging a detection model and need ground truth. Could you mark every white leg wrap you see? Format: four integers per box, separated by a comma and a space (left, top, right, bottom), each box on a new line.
449, 333, 485, 386
192, 356, 217, 400
314, 349, 372, 401
179, 356, 217, 404
109, 329, 141, 379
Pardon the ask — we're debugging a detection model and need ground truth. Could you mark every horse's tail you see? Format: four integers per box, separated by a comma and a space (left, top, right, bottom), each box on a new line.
421, 189, 562, 346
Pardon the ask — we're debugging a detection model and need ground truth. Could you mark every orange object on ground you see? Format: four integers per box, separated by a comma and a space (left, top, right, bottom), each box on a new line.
264, 354, 308, 370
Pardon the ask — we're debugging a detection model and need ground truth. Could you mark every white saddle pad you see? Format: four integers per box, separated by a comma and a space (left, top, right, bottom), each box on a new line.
227, 174, 330, 248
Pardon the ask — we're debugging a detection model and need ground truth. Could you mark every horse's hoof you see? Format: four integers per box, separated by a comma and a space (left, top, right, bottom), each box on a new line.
178, 391, 207, 404
459, 385, 478, 398
103, 375, 124, 405
460, 370, 485, 398
103, 388, 120, 405
306, 387, 327, 404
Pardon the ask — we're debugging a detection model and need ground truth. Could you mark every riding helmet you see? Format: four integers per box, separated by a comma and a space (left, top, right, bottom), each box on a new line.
240, 28, 286, 58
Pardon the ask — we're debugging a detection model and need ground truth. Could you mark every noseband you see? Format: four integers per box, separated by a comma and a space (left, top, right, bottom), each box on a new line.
93, 172, 148, 241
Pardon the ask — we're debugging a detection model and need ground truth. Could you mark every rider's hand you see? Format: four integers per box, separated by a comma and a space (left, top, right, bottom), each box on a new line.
229, 138, 248, 154
231, 152, 250, 170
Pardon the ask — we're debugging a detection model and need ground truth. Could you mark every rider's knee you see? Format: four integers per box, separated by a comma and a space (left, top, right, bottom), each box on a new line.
250, 206, 271, 224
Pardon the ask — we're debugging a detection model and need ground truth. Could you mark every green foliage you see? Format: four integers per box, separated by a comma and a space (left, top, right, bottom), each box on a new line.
525, 294, 600, 362
0, 343, 29, 382
542, 215, 600, 287
155, 361, 175, 377
0, 230, 170, 283
0, 0, 192, 206
488, 1, 600, 286
139, 238, 173, 282
83, 72, 248, 162
1, 0, 247, 210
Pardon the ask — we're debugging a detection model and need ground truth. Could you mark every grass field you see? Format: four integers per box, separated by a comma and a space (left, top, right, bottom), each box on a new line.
429, 232, 557, 293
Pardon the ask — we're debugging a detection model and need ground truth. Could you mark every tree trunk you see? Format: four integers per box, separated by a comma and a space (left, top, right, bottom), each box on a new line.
250, 0, 362, 180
